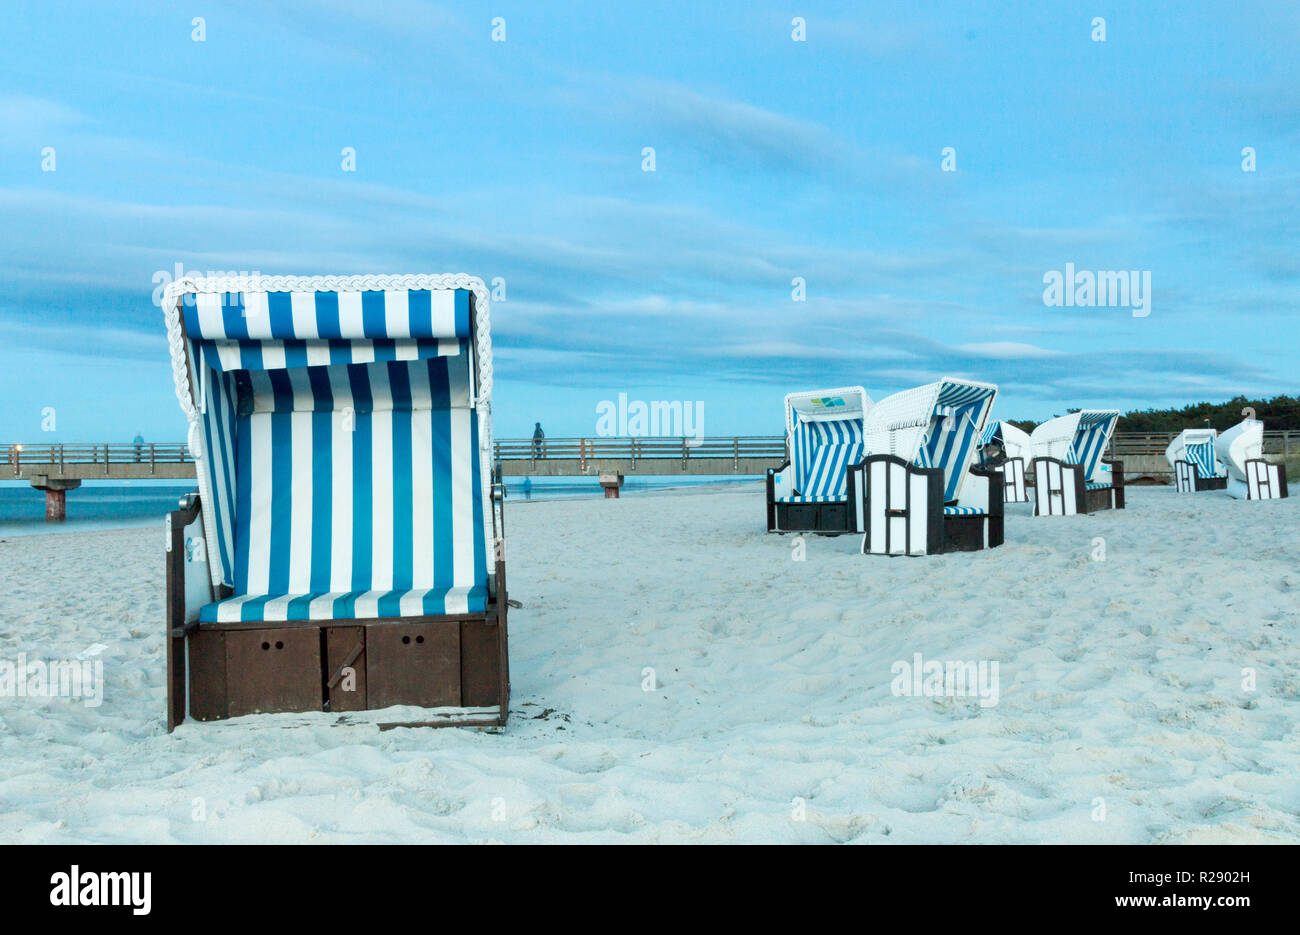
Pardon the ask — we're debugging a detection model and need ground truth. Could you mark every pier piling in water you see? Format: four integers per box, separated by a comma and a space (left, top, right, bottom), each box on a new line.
28, 475, 82, 522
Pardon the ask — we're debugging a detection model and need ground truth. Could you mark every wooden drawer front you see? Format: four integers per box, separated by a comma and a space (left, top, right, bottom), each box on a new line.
817, 502, 848, 531
224, 628, 323, 717
188, 629, 228, 722
326, 626, 367, 712
784, 503, 816, 529
460, 620, 502, 708
366, 622, 461, 710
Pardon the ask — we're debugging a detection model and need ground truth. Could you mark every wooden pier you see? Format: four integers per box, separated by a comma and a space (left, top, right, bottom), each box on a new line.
5, 432, 1296, 517
3, 443, 193, 520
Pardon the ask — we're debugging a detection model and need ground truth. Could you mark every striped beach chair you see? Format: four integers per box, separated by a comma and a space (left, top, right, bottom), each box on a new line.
978, 419, 1031, 503
1166, 428, 1227, 492
161, 274, 508, 730
1216, 418, 1288, 500
1029, 410, 1124, 515
767, 387, 870, 534
849, 378, 1003, 555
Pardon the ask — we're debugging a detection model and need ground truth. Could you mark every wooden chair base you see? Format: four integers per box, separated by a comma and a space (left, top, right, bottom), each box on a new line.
1032, 458, 1126, 515
1174, 459, 1228, 493
1083, 486, 1119, 512
180, 614, 508, 727
769, 500, 854, 534
1242, 459, 1289, 500
766, 457, 858, 535
942, 513, 1003, 552
855, 457, 1004, 555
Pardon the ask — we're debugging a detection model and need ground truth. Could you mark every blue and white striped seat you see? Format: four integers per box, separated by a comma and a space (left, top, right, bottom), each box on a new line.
942, 505, 985, 516
196, 353, 487, 623
1085, 481, 1112, 491
791, 421, 863, 502
1185, 438, 1223, 478
203, 587, 488, 622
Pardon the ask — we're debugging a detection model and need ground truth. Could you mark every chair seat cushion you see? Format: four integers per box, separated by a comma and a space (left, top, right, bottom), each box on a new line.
1085, 481, 1112, 491
200, 585, 488, 623
778, 494, 845, 504
943, 505, 986, 516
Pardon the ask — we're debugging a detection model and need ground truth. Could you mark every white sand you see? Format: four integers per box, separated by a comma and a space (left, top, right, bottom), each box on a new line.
1, 484, 1297, 843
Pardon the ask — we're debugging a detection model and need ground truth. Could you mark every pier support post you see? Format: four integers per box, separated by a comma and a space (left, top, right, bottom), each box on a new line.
46, 487, 67, 521
30, 475, 82, 522
599, 473, 624, 499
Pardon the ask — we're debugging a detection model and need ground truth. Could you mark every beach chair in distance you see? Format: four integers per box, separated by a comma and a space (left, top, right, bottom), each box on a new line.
1216, 418, 1288, 500
849, 378, 1003, 555
1029, 410, 1124, 515
1166, 429, 1228, 492
766, 386, 870, 534
978, 419, 1031, 504
161, 274, 509, 730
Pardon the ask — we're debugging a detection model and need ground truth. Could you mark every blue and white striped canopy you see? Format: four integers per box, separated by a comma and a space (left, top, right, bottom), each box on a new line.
918, 381, 997, 501
1066, 411, 1119, 481
184, 288, 470, 340
183, 288, 470, 372
165, 276, 493, 621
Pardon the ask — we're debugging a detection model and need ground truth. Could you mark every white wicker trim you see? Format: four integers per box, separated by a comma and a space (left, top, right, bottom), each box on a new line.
863, 383, 942, 453
782, 386, 871, 432
1029, 412, 1084, 457
161, 274, 498, 590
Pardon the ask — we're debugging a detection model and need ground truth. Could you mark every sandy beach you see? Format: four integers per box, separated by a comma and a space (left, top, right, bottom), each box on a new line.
1, 484, 1297, 844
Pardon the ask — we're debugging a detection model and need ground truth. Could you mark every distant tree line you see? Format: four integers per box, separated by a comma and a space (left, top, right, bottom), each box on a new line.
1004, 394, 1300, 435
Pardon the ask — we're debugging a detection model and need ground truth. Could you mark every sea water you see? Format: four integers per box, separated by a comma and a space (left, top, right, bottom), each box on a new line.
0, 477, 754, 536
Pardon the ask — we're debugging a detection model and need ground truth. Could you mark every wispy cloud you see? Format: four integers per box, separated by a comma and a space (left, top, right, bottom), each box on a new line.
0, 94, 87, 142
620, 79, 848, 173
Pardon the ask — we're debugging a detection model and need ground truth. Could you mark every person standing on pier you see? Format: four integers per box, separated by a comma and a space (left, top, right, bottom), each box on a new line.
132, 431, 144, 462
532, 422, 545, 457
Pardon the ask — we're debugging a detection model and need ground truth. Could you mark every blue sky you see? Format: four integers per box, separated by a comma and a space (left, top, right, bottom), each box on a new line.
1, 0, 1297, 442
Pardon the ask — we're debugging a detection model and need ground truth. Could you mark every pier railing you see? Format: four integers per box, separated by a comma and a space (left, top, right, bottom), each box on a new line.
493, 436, 789, 476
4, 443, 193, 477
4, 431, 1298, 481
495, 435, 787, 461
